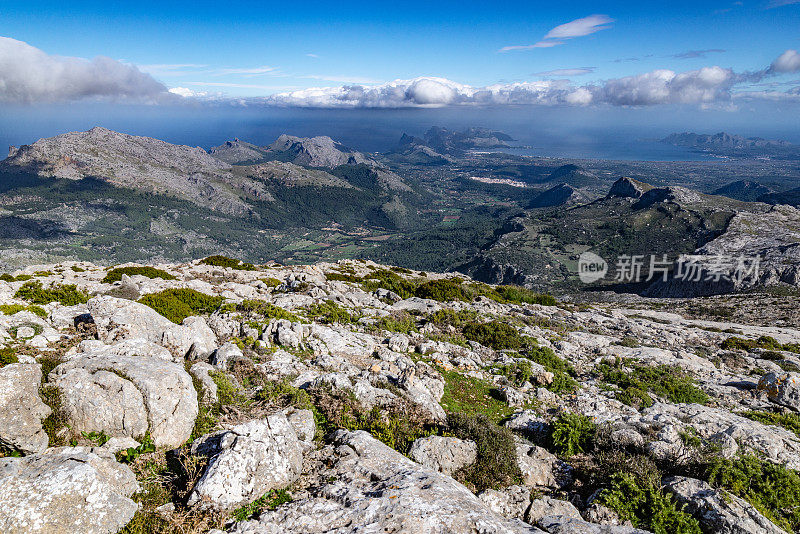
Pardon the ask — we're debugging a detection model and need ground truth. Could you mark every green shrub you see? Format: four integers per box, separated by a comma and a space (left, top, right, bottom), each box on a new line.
447, 413, 522, 492
438, 368, 513, 422
374, 312, 418, 334
414, 279, 469, 302
81, 430, 110, 446
525, 345, 577, 394
741, 410, 800, 439
200, 255, 257, 270
721, 335, 800, 354
704, 454, 800, 531
360, 269, 416, 299
462, 321, 529, 350
617, 336, 641, 348
14, 280, 89, 306
256, 380, 315, 412
260, 277, 282, 288
428, 309, 478, 328
493, 285, 557, 306
0, 274, 13, 282
71, 266, 86, 272
598, 472, 701, 534
597, 362, 708, 409
495, 359, 535, 386
549, 413, 596, 458
102, 266, 177, 284
232, 489, 293, 521
138, 288, 224, 324
0, 347, 18, 367
210, 371, 250, 408
228, 299, 301, 322
306, 300, 359, 324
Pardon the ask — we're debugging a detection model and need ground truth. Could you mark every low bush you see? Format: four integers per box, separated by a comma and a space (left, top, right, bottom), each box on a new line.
200, 255, 257, 271
427, 309, 478, 328
138, 288, 224, 324
721, 335, 800, 354
438, 368, 514, 422
0, 347, 18, 367
525, 345, 577, 394
491, 285, 557, 306
598, 472, 701, 534
462, 321, 530, 350
414, 279, 469, 302
40, 384, 70, 446
597, 362, 708, 409
447, 413, 522, 492
102, 266, 177, 284
548, 413, 596, 458
373, 312, 417, 334
306, 300, 359, 324
0, 304, 47, 318
224, 299, 301, 322
704, 454, 800, 532
14, 280, 89, 306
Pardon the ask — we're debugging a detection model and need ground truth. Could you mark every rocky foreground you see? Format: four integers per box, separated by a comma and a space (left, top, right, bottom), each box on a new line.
2, 258, 800, 533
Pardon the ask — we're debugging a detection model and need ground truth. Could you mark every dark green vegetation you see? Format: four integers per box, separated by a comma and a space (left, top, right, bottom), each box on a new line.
14, 280, 89, 306
0, 346, 18, 367
704, 455, 800, 531
596, 360, 709, 409
200, 255, 257, 271
305, 300, 360, 324
548, 413, 596, 458
102, 266, 177, 283
327, 267, 556, 305
447, 413, 522, 492
138, 289, 224, 324
462, 321, 529, 350
438, 368, 515, 422
721, 335, 800, 354
598, 473, 701, 534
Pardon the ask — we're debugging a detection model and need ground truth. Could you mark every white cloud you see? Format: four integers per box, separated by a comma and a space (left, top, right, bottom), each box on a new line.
598, 66, 736, 106
767, 0, 800, 8
0, 36, 170, 104
169, 86, 206, 97
672, 49, 726, 59
534, 68, 595, 76
213, 65, 277, 76
543, 14, 615, 39
769, 49, 800, 73
501, 14, 613, 51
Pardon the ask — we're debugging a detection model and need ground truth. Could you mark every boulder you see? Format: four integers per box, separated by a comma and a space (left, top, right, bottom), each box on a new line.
526, 497, 582, 524
759, 372, 800, 411
537, 515, 652, 534
223, 430, 542, 533
50, 348, 198, 448
211, 342, 244, 370
410, 436, 478, 476
0, 363, 51, 453
188, 413, 305, 510
478, 485, 532, 521
665, 476, 785, 534
516, 442, 573, 489
0, 447, 139, 534
190, 362, 218, 404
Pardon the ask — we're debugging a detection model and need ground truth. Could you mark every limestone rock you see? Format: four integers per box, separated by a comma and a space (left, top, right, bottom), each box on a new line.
0, 364, 51, 454
188, 413, 305, 510
50, 348, 198, 448
410, 436, 478, 476
759, 372, 800, 411
516, 442, 573, 489
0, 447, 139, 534
225, 430, 542, 533
526, 497, 582, 524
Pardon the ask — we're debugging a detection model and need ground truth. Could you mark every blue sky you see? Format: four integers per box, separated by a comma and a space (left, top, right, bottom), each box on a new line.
0, 0, 799, 106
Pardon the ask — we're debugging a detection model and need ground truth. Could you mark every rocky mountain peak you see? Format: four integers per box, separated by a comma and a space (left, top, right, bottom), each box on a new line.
607, 176, 653, 199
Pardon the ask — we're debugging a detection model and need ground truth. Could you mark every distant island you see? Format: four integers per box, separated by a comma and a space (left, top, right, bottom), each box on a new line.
662, 131, 800, 160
